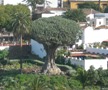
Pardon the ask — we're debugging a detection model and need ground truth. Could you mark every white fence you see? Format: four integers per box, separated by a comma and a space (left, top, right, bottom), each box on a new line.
86, 47, 108, 55
0, 46, 9, 50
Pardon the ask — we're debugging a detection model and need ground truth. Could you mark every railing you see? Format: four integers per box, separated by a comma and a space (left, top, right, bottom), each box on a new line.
0, 42, 30, 46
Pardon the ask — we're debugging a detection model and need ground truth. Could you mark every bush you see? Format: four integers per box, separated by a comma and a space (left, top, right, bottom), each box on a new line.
1, 74, 83, 90
55, 56, 65, 64
66, 69, 76, 77
68, 79, 82, 89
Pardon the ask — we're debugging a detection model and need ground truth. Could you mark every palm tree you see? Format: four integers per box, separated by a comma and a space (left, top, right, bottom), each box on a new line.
23, 0, 44, 20
23, 0, 44, 11
11, 12, 31, 74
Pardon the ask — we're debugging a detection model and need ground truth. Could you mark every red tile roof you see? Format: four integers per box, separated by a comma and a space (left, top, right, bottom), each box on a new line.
95, 25, 108, 29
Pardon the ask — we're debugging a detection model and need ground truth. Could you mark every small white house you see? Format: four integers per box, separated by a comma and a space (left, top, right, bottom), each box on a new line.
81, 13, 108, 47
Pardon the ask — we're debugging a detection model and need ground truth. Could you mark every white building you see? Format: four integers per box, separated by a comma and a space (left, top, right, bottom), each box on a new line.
82, 13, 108, 45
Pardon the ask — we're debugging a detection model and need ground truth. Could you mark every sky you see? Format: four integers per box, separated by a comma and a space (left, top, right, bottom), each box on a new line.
4, 0, 26, 5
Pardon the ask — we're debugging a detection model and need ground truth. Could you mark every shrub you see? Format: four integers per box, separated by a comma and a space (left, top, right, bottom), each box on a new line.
1, 74, 83, 90
55, 56, 65, 64
68, 79, 82, 89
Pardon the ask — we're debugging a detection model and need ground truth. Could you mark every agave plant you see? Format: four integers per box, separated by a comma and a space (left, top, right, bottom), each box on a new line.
29, 76, 49, 90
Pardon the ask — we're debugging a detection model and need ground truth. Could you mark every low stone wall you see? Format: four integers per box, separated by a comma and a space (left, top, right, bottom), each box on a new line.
8, 45, 31, 59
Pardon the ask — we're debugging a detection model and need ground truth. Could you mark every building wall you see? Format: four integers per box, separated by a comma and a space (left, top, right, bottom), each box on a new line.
31, 39, 46, 58
66, 58, 108, 70
70, 59, 85, 68
84, 59, 108, 70
0, 46, 9, 50
42, 10, 65, 18
95, 18, 106, 27
83, 26, 108, 44
42, 13, 56, 18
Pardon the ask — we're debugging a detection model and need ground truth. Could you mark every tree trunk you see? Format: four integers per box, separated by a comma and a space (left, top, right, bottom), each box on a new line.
41, 47, 61, 75
82, 84, 85, 90
100, 85, 102, 90
20, 34, 23, 74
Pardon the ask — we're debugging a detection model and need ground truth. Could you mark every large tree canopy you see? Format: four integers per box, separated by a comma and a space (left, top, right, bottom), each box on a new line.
32, 17, 80, 46
32, 16, 80, 74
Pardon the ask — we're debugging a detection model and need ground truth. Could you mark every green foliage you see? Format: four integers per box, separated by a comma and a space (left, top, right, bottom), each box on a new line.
87, 66, 99, 86
66, 59, 72, 66
96, 67, 105, 88
1, 63, 108, 90
55, 56, 66, 64
63, 9, 86, 22
104, 6, 108, 13
0, 5, 10, 28
32, 17, 80, 73
0, 49, 9, 60
0, 50, 9, 68
68, 79, 82, 89
101, 41, 108, 47
77, 68, 88, 89
66, 69, 76, 77
1, 74, 82, 90
32, 16, 80, 47
56, 48, 67, 57
0, 4, 30, 31
9, 4, 31, 35
77, 44, 83, 49
78, 2, 100, 11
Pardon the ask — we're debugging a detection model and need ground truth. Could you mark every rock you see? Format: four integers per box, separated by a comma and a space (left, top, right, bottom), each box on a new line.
48, 67, 61, 75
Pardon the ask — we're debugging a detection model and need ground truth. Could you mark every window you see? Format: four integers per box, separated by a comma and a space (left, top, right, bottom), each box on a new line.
99, 22, 101, 25
92, 21, 95, 26
58, 0, 61, 7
